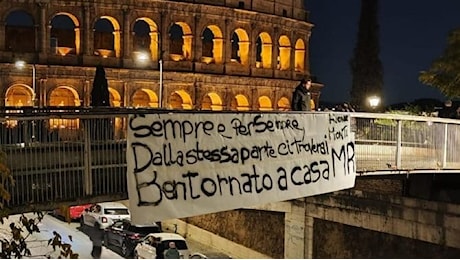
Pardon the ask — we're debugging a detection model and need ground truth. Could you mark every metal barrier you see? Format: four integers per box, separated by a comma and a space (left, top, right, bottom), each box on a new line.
351, 112, 460, 174
0, 108, 459, 210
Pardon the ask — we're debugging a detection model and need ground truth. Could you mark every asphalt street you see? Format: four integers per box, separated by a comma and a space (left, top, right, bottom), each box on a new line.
0, 212, 229, 259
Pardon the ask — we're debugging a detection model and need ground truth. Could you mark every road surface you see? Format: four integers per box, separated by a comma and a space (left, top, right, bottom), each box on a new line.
0, 212, 229, 259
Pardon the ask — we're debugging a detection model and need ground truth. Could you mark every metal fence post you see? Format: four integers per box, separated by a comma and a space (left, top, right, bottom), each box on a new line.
442, 124, 448, 168
83, 119, 93, 195
395, 120, 402, 169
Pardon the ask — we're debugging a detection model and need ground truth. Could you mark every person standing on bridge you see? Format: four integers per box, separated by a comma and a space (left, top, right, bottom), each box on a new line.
291, 77, 313, 111
438, 100, 456, 119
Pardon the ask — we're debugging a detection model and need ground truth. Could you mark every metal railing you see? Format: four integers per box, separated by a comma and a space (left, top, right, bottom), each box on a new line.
0, 108, 459, 211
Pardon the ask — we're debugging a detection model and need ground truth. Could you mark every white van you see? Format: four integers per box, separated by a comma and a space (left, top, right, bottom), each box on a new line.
134, 232, 190, 259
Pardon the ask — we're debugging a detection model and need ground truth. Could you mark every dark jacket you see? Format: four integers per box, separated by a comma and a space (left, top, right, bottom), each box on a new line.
291, 84, 312, 111
438, 106, 456, 119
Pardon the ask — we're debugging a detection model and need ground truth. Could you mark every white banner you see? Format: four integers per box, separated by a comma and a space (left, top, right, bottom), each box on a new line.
127, 112, 356, 223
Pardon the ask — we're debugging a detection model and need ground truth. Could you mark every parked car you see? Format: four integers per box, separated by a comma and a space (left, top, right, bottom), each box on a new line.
134, 232, 190, 259
80, 202, 130, 230
104, 219, 162, 258
53, 204, 92, 221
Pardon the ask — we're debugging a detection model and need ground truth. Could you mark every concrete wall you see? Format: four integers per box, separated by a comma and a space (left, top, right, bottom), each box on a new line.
306, 189, 460, 258
161, 218, 271, 259
171, 176, 460, 258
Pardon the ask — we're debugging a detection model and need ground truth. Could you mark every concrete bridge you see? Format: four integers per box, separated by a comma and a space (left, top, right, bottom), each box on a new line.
1, 108, 459, 258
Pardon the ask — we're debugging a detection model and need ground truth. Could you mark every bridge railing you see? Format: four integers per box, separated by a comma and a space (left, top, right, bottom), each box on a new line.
350, 112, 460, 174
0, 108, 459, 211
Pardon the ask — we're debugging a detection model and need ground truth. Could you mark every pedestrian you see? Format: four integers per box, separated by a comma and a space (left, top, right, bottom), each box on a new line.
89, 226, 104, 259
291, 78, 313, 111
155, 238, 165, 259
164, 241, 180, 259
438, 100, 456, 119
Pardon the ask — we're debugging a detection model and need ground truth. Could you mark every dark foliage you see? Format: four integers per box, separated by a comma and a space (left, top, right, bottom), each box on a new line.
419, 28, 460, 98
90, 65, 110, 107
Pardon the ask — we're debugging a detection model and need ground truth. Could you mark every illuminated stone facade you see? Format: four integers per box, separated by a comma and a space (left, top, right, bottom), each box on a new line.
0, 0, 320, 111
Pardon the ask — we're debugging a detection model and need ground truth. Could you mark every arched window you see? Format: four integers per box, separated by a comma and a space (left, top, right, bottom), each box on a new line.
278, 35, 291, 70
256, 32, 272, 69
168, 90, 193, 110
258, 96, 273, 111
50, 14, 78, 56
201, 92, 223, 111
131, 88, 159, 108
230, 94, 250, 111
169, 22, 193, 61
230, 29, 250, 65
202, 28, 214, 58
5, 10, 35, 52
94, 17, 120, 58
231, 32, 241, 63
294, 39, 306, 72
133, 20, 150, 53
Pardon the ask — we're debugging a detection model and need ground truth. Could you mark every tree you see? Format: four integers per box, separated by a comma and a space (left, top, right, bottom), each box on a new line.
350, 0, 384, 110
89, 65, 112, 140
90, 65, 110, 107
419, 28, 460, 98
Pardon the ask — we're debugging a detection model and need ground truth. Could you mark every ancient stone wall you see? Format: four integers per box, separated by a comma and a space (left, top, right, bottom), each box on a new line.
0, 0, 321, 110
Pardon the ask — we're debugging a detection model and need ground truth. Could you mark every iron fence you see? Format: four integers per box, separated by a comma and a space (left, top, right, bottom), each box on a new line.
0, 108, 459, 209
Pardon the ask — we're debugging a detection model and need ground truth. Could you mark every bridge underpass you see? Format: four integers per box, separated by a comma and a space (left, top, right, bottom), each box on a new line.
1, 108, 459, 258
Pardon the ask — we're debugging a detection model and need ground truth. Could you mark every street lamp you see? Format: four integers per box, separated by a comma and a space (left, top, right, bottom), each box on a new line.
15, 60, 36, 107
368, 96, 381, 111
15, 60, 37, 143
136, 51, 163, 108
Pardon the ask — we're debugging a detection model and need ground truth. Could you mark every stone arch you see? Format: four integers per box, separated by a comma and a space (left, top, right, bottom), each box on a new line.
5, 10, 35, 52
5, 84, 34, 107
131, 88, 159, 108
201, 92, 223, 111
49, 86, 80, 106
277, 97, 290, 111
230, 94, 250, 111
48, 86, 81, 132
93, 16, 121, 58
50, 12, 80, 55
294, 38, 305, 72
169, 90, 193, 110
201, 25, 224, 64
258, 96, 273, 111
107, 87, 123, 138
256, 32, 272, 69
133, 18, 160, 61
169, 22, 193, 61
278, 35, 291, 70
108, 87, 121, 107
231, 28, 250, 66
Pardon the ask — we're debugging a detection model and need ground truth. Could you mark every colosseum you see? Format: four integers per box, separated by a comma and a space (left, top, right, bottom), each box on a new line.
0, 0, 320, 111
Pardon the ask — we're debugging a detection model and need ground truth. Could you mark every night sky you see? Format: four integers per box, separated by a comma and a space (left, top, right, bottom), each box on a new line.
307, 0, 460, 106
